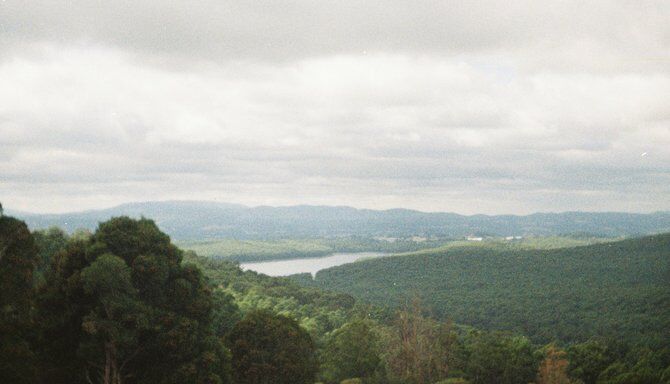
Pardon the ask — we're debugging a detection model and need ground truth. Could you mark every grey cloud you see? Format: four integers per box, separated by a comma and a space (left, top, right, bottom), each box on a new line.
1, 0, 669, 68
1, 1, 669, 214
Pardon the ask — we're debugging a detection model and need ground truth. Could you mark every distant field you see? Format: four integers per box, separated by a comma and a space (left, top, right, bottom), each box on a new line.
177, 236, 610, 262
394, 236, 614, 257
177, 239, 333, 262
177, 237, 454, 262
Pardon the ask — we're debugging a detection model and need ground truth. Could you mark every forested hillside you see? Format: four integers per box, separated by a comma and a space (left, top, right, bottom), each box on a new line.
177, 237, 454, 262
1, 208, 669, 384
14, 200, 670, 239
177, 236, 608, 263
309, 235, 670, 349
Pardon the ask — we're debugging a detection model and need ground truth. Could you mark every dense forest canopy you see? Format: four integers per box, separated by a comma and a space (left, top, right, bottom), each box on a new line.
308, 235, 670, 349
1, 206, 669, 384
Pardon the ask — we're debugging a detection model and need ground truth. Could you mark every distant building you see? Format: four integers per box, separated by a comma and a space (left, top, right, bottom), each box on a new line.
467, 236, 483, 241
505, 236, 523, 241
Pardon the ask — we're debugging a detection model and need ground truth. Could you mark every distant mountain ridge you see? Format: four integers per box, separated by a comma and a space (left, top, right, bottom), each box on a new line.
11, 200, 670, 240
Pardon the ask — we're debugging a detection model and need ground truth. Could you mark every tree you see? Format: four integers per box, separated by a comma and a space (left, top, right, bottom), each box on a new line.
0, 214, 39, 384
465, 332, 537, 384
32, 227, 69, 283
36, 239, 96, 383
211, 290, 242, 337
226, 310, 317, 384
79, 254, 146, 384
385, 300, 454, 384
36, 217, 231, 384
537, 346, 574, 384
661, 366, 670, 384
320, 319, 385, 383
567, 340, 615, 384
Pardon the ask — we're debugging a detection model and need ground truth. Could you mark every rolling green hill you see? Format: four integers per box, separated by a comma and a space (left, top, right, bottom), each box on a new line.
13, 200, 670, 240
3, 209, 668, 383
178, 236, 608, 262
309, 234, 670, 347
176, 237, 458, 262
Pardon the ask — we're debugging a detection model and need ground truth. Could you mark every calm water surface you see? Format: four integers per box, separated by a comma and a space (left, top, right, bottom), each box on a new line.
240, 252, 386, 277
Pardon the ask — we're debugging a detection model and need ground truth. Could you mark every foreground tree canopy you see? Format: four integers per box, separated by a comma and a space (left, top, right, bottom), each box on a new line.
0, 214, 38, 383
36, 216, 231, 384
227, 310, 317, 384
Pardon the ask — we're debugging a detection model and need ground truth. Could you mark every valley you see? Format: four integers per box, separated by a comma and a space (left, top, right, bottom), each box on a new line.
3, 203, 669, 383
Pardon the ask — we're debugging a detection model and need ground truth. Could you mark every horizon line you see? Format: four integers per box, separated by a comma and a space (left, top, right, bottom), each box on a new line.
6, 199, 669, 217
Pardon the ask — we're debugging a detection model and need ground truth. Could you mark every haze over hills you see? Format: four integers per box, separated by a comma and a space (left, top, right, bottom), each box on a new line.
12, 200, 670, 240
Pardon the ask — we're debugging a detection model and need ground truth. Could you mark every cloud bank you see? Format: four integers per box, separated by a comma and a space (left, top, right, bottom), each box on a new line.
1, 1, 669, 213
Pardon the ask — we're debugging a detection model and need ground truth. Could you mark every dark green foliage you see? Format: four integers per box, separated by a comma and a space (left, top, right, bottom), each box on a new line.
36, 239, 94, 383
184, 251, 360, 338
320, 320, 385, 383
226, 310, 317, 384
593, 347, 670, 384
567, 339, 618, 384
33, 227, 68, 269
184, 252, 391, 381
662, 366, 670, 384
90, 216, 180, 267
0, 215, 39, 384
36, 216, 231, 384
0, 216, 38, 312
78, 254, 146, 384
313, 234, 670, 347
286, 272, 315, 285
211, 290, 242, 337
32, 226, 69, 280
185, 240, 670, 384
462, 332, 538, 384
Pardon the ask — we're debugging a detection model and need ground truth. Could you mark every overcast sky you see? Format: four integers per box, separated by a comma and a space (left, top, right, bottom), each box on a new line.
1, 1, 669, 214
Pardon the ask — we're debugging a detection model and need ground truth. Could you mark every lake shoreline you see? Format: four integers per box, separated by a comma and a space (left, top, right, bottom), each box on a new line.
240, 252, 388, 277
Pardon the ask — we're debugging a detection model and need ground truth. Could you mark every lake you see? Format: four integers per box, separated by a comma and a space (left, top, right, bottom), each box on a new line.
240, 252, 387, 277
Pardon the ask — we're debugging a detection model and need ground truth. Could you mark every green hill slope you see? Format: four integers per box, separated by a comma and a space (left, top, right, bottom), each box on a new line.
310, 233, 670, 347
